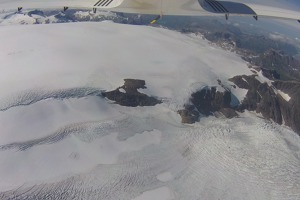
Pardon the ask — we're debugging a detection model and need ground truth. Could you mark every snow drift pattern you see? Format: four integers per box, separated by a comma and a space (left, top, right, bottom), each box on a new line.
0, 22, 299, 200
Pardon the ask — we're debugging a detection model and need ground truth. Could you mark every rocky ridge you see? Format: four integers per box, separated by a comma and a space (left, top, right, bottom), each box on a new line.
101, 74, 299, 135
177, 70, 300, 134
230, 75, 300, 133
103, 79, 161, 107
178, 85, 238, 124
246, 49, 300, 81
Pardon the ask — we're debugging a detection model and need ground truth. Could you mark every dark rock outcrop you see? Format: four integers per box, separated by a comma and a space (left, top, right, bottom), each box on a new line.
261, 68, 281, 80
191, 87, 232, 115
178, 86, 238, 124
178, 105, 200, 124
230, 75, 300, 134
103, 79, 161, 107
178, 73, 300, 135
219, 108, 239, 118
273, 81, 300, 133
230, 75, 282, 123
248, 49, 300, 81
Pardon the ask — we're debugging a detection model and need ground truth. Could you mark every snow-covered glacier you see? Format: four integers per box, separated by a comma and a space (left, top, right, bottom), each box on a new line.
0, 22, 299, 200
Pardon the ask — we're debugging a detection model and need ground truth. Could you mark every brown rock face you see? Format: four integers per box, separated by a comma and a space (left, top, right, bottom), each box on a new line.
103, 79, 161, 107
190, 87, 232, 115
178, 74, 300, 135
249, 49, 300, 81
273, 81, 300, 133
178, 105, 200, 124
178, 86, 238, 123
261, 68, 280, 80
219, 108, 239, 118
230, 75, 300, 134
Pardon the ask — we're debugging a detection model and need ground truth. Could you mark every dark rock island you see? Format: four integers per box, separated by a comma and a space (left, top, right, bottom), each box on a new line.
178, 71, 300, 135
178, 85, 238, 124
103, 79, 161, 107
230, 75, 300, 134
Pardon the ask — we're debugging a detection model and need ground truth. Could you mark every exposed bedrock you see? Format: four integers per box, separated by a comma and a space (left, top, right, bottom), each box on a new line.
102, 77, 299, 135
230, 75, 300, 134
178, 73, 300, 135
178, 86, 238, 124
103, 79, 161, 107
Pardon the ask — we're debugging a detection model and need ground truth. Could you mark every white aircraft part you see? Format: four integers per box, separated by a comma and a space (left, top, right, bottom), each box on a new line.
0, 0, 299, 21
111, 0, 208, 16
246, 3, 300, 21
93, 0, 123, 8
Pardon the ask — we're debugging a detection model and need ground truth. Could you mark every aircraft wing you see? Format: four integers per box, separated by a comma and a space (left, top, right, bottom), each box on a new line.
0, 0, 299, 22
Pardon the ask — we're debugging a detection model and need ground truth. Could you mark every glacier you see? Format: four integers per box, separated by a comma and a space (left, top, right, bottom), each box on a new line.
0, 22, 299, 200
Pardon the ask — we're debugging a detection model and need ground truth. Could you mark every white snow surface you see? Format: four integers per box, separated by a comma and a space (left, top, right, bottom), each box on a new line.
0, 13, 36, 25
0, 22, 252, 107
132, 187, 175, 200
277, 90, 291, 102
0, 10, 116, 25
119, 88, 126, 93
0, 22, 299, 200
256, 70, 273, 85
157, 172, 174, 182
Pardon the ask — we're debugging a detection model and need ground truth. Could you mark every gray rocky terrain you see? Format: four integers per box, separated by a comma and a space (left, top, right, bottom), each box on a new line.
103, 79, 161, 107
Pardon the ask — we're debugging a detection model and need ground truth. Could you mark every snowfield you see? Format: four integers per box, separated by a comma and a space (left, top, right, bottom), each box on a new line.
0, 22, 299, 200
